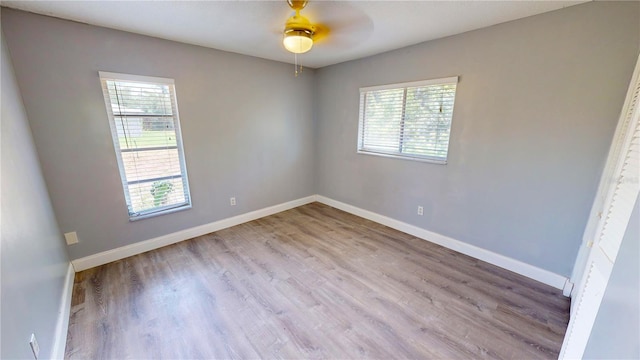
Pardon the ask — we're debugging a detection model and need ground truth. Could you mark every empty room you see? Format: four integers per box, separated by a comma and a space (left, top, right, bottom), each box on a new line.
1, 1, 638, 359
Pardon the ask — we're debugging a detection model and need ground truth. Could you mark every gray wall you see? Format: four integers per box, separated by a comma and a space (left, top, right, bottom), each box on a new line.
314, 1, 639, 277
1, 9, 316, 260
1, 4, 638, 358
583, 194, 640, 359
1, 4, 637, 274
1, 28, 70, 359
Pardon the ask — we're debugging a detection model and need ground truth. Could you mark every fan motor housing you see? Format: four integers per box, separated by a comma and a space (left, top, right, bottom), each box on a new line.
284, 13, 315, 35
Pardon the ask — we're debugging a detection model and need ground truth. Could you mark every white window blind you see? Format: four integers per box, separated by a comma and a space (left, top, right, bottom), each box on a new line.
358, 77, 458, 163
99, 72, 191, 220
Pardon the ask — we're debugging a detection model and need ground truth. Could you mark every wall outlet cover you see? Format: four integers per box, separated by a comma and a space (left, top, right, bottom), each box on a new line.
64, 231, 79, 245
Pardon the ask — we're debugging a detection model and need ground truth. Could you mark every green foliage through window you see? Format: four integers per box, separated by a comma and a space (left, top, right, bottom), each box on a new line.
150, 181, 174, 207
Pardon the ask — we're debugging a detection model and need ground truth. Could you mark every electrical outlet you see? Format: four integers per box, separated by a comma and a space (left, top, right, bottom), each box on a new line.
29, 333, 39, 359
417, 206, 424, 216
230, 197, 236, 206
64, 231, 79, 245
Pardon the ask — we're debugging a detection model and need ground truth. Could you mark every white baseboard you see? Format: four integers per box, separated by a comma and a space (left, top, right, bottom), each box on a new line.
315, 195, 568, 291
51, 262, 74, 360
71, 196, 316, 271
71, 193, 568, 291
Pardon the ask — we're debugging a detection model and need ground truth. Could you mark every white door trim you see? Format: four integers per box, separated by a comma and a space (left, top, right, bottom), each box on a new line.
560, 54, 640, 359
570, 55, 640, 299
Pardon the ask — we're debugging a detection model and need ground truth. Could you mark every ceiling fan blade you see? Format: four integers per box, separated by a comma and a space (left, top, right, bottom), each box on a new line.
312, 23, 330, 42
306, 2, 374, 49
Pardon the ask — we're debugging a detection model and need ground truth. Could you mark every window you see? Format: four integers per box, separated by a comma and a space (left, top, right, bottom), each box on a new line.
357, 76, 458, 164
99, 72, 191, 220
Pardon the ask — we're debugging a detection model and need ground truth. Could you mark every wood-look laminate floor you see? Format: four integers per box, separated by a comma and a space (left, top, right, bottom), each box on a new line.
65, 202, 570, 359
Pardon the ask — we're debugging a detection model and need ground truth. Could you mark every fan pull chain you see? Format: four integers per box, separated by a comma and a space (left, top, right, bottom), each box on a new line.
294, 53, 303, 77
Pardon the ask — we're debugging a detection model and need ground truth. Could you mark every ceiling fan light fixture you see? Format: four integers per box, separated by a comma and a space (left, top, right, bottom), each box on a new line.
283, 29, 313, 54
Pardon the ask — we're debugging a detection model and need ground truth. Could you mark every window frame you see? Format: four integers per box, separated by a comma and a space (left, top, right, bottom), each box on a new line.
99, 71, 192, 221
357, 76, 459, 164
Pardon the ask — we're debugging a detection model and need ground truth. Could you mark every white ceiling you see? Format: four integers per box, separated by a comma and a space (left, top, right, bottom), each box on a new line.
1, 0, 586, 69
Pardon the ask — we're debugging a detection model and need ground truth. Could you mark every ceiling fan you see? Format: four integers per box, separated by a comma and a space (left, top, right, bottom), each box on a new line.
282, 0, 328, 54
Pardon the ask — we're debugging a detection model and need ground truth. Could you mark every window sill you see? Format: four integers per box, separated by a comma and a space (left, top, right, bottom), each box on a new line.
128, 203, 192, 222
357, 149, 447, 165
